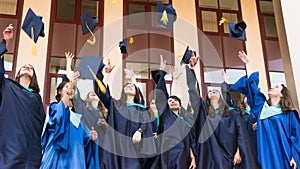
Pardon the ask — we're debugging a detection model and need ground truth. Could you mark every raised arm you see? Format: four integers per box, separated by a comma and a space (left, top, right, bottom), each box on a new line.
238, 50, 253, 76
151, 55, 169, 115
231, 52, 266, 120
0, 25, 14, 85
94, 59, 114, 110
221, 70, 242, 113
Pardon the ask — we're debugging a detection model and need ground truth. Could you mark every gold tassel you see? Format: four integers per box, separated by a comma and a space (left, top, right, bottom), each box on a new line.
160, 10, 168, 25
112, 0, 118, 4
129, 37, 134, 44
219, 17, 228, 26
31, 27, 37, 56
85, 22, 96, 45
177, 54, 183, 59
87, 65, 106, 93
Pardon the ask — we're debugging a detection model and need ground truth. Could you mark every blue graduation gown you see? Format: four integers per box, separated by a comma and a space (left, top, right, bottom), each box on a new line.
221, 82, 258, 152
0, 46, 45, 169
94, 68, 157, 169
40, 101, 100, 169
73, 89, 106, 168
152, 69, 197, 169
0, 39, 8, 56
231, 72, 300, 169
185, 67, 260, 169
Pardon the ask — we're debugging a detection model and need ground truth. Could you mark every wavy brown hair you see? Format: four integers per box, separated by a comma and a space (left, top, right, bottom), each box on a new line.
116, 83, 141, 107
15, 64, 40, 93
205, 90, 230, 117
267, 84, 294, 114
85, 91, 107, 118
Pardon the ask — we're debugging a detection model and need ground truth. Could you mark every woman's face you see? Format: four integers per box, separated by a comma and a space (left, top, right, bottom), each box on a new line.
88, 91, 100, 101
208, 89, 221, 101
268, 85, 283, 98
19, 64, 34, 77
168, 97, 180, 110
60, 82, 72, 97
124, 83, 136, 96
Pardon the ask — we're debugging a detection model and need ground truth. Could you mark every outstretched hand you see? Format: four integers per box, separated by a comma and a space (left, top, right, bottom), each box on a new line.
172, 66, 182, 80
189, 53, 199, 68
105, 59, 116, 73
221, 70, 229, 83
3, 24, 14, 43
124, 68, 137, 84
160, 55, 167, 71
238, 50, 249, 64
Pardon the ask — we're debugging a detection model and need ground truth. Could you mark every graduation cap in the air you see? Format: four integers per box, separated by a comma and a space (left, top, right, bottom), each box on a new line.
119, 40, 127, 54
21, 8, 45, 56
228, 21, 247, 41
157, 2, 177, 30
180, 46, 193, 65
77, 56, 106, 93
80, 11, 97, 45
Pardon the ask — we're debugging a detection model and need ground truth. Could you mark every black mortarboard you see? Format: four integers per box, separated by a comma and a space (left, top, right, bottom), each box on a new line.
77, 56, 103, 79
180, 46, 193, 65
228, 21, 247, 41
21, 8, 45, 43
157, 2, 177, 30
119, 40, 127, 54
80, 11, 97, 35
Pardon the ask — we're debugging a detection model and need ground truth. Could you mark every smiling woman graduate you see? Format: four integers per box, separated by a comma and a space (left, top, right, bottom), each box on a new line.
0, 25, 45, 169
231, 51, 300, 169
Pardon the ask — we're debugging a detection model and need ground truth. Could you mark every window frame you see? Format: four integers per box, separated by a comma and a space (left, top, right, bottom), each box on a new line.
43, 0, 104, 106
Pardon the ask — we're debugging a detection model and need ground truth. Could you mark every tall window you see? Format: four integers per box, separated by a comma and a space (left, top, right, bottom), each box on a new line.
196, 0, 246, 96
0, 0, 24, 79
124, 0, 174, 106
257, 0, 286, 87
44, 0, 104, 105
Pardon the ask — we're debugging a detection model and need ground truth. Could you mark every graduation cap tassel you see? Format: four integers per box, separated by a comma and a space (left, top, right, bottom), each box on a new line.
85, 22, 96, 45
87, 65, 106, 94
219, 17, 228, 26
31, 27, 37, 56
160, 10, 168, 25
112, 0, 118, 4
129, 37, 134, 44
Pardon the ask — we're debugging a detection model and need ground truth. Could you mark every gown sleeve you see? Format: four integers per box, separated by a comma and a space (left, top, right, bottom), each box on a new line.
185, 66, 206, 142
151, 69, 170, 133
82, 123, 101, 169
290, 110, 300, 166
0, 40, 7, 87
94, 62, 111, 111
221, 82, 242, 113
0, 39, 7, 57
46, 101, 71, 152
231, 72, 266, 120
233, 110, 260, 168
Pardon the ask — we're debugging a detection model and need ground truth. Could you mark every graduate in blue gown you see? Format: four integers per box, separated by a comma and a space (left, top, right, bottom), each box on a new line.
186, 54, 260, 169
231, 50, 300, 169
94, 60, 158, 169
0, 25, 45, 169
63, 51, 107, 169
40, 75, 100, 169
151, 55, 197, 169
221, 71, 257, 152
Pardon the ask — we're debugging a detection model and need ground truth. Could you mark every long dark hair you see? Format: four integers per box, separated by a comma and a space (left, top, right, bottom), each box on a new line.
205, 91, 230, 117
15, 64, 40, 93
116, 82, 141, 107
55, 81, 69, 102
85, 91, 107, 118
238, 95, 247, 113
267, 84, 294, 114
